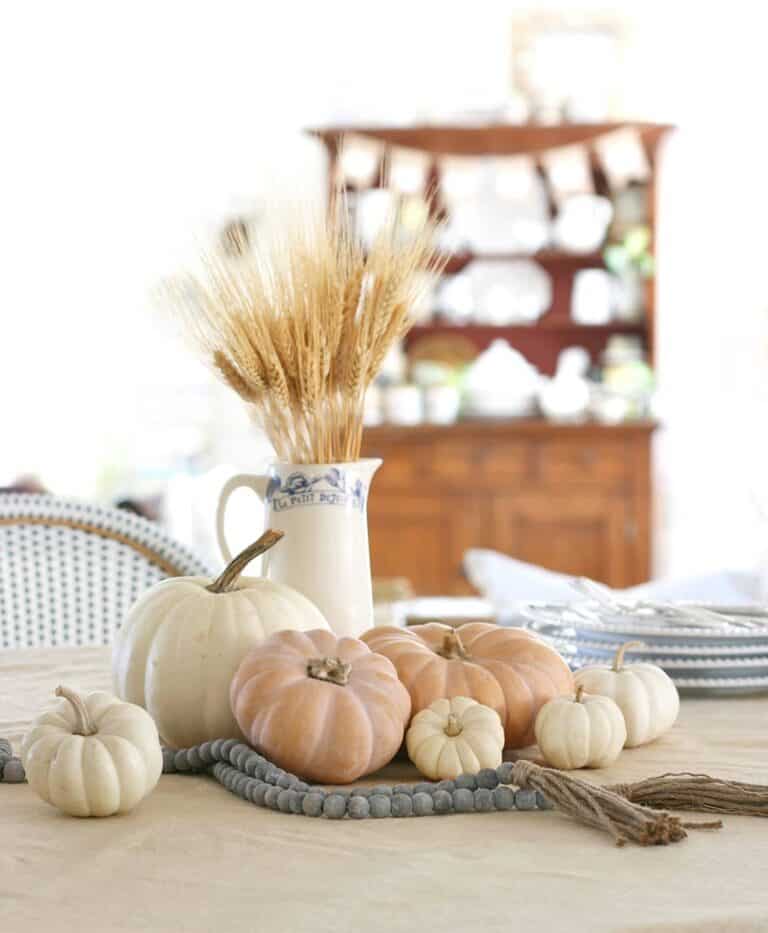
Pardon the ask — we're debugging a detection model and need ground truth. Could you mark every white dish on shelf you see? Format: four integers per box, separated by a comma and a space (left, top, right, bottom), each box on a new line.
469, 259, 552, 324
448, 164, 551, 253
463, 339, 542, 418
553, 194, 613, 254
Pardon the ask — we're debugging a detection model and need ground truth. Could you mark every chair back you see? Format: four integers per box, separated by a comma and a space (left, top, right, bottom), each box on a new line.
0, 493, 213, 649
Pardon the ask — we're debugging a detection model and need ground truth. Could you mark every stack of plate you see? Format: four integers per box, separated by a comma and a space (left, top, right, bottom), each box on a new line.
514, 602, 768, 696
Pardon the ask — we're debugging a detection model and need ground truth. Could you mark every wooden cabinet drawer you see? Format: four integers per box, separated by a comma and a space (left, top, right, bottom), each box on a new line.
537, 442, 628, 486
431, 442, 529, 487
373, 446, 430, 489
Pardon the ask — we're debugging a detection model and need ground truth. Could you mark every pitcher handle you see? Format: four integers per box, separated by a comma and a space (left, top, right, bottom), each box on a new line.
216, 473, 270, 563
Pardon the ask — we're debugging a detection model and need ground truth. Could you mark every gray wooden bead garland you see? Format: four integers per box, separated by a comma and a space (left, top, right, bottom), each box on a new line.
160, 740, 551, 819
0, 733, 552, 816
7, 733, 755, 845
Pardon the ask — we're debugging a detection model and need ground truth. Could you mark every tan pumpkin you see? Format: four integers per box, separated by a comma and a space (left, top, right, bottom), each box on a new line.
362, 622, 573, 748
230, 629, 411, 784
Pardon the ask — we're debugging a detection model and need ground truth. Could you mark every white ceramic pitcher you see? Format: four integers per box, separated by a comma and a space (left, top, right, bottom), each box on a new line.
216, 460, 382, 638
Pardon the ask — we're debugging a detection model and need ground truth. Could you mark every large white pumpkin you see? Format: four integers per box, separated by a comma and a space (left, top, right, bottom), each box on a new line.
113, 531, 329, 747
573, 641, 680, 748
22, 686, 162, 817
534, 686, 626, 770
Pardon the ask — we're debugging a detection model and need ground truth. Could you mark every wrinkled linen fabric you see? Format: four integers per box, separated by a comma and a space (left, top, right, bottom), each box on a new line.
2, 645, 768, 933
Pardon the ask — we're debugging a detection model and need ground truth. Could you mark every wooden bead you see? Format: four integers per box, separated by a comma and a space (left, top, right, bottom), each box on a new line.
162, 748, 177, 773
515, 789, 537, 810
221, 739, 240, 760
2, 759, 25, 783
264, 786, 281, 809
369, 794, 391, 818
277, 789, 294, 813
198, 741, 215, 764
244, 755, 263, 777
263, 767, 281, 785
432, 790, 452, 814
476, 768, 499, 789
186, 747, 203, 770
452, 788, 474, 812
174, 750, 191, 772
323, 794, 347, 819
455, 774, 477, 790
250, 782, 268, 806
493, 786, 516, 810
391, 793, 413, 817
302, 792, 325, 817
495, 762, 514, 785
348, 796, 370, 819
413, 792, 434, 816
474, 788, 494, 811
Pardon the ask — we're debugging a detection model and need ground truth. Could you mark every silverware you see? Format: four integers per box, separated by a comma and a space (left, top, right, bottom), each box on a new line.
570, 578, 764, 630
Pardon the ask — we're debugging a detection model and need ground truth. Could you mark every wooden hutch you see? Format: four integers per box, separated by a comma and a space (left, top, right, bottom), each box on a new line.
310, 122, 671, 595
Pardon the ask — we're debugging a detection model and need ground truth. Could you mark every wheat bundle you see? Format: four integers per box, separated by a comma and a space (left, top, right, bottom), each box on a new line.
168, 203, 443, 463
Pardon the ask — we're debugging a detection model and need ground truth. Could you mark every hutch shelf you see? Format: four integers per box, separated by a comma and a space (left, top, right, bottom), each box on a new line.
310, 122, 671, 594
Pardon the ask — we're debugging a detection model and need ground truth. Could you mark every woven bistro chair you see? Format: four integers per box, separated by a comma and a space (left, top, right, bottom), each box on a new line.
0, 493, 213, 650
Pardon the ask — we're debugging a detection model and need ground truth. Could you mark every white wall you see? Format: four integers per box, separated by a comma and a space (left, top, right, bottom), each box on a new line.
637, 8, 768, 579
2, 1, 767, 579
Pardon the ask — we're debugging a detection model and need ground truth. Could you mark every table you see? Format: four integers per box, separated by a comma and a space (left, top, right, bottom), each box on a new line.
3, 646, 768, 933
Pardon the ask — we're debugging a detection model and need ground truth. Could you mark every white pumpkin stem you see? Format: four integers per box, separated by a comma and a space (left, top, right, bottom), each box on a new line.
207, 529, 285, 594
444, 713, 463, 737
307, 657, 352, 686
574, 685, 586, 704
612, 641, 644, 672
438, 629, 469, 661
55, 686, 97, 736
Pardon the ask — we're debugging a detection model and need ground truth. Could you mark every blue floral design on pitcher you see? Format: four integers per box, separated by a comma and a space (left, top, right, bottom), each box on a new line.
267, 469, 367, 513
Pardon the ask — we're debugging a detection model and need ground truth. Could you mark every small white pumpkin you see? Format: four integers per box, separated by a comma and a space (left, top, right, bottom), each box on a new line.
21, 686, 162, 817
534, 686, 626, 770
574, 641, 680, 748
406, 696, 505, 780
113, 530, 329, 748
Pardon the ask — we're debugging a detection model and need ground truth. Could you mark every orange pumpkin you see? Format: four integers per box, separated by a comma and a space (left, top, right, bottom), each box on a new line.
230, 628, 411, 784
362, 622, 573, 748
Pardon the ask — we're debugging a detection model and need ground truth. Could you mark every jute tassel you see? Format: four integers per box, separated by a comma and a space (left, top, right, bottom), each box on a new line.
511, 761, 722, 847
608, 772, 768, 818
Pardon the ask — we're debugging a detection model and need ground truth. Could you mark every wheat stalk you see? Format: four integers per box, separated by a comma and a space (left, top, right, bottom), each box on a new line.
166, 200, 443, 463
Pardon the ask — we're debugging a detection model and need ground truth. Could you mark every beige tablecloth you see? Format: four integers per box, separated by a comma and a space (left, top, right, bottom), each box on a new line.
3, 646, 768, 933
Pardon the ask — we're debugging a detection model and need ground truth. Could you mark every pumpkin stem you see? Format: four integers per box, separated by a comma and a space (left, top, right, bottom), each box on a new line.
444, 713, 463, 737
55, 686, 97, 736
207, 529, 285, 594
307, 657, 352, 686
612, 641, 644, 672
574, 685, 586, 704
438, 629, 469, 660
